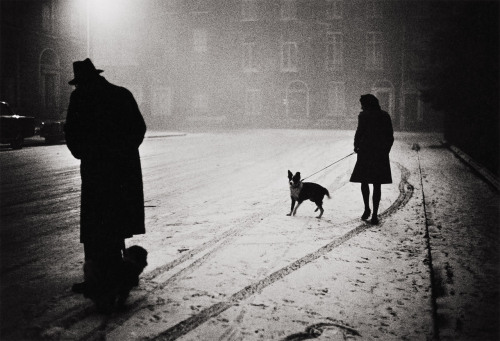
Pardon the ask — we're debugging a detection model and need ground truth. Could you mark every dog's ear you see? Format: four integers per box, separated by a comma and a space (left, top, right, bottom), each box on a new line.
288, 170, 293, 180
292, 172, 301, 183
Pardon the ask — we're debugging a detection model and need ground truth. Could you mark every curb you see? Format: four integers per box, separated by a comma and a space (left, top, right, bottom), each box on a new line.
145, 132, 187, 139
443, 140, 500, 192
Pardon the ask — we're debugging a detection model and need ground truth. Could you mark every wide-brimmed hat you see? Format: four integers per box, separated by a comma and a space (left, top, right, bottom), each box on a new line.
68, 58, 103, 85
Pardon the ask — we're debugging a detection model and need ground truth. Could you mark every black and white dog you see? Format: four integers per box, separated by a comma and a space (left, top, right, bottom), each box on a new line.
287, 170, 330, 218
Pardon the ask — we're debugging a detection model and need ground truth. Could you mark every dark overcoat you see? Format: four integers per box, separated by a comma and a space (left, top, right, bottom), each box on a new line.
349, 109, 394, 184
65, 77, 147, 243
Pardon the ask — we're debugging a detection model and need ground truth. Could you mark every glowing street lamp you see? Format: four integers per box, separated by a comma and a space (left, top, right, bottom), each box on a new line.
85, 0, 129, 58
86, 0, 90, 57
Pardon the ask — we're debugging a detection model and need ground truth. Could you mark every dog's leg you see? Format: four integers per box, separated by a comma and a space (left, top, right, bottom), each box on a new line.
315, 201, 324, 218
287, 198, 296, 216
292, 201, 302, 216
316, 205, 324, 219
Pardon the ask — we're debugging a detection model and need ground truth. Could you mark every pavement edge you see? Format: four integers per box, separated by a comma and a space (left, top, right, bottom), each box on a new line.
443, 141, 500, 192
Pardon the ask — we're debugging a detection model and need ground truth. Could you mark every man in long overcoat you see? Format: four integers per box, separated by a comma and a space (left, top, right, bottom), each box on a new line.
349, 94, 394, 224
65, 58, 146, 310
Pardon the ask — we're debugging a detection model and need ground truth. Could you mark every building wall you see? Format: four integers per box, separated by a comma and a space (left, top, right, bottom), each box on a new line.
150, 0, 441, 131
0, 0, 442, 131
0, 0, 86, 122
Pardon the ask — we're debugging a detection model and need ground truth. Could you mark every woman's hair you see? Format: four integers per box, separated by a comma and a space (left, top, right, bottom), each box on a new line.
360, 94, 381, 110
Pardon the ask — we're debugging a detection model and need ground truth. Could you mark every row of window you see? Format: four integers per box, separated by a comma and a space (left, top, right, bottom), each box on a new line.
150, 81, 345, 117
243, 84, 425, 121
243, 32, 383, 72
41, 2, 56, 33
242, 0, 383, 21
161, 84, 424, 125
244, 82, 345, 116
191, 29, 385, 71
189, 27, 429, 73
166, 25, 387, 72
163, 81, 346, 117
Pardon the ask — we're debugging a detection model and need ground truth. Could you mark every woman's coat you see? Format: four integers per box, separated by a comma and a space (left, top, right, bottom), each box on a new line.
349, 109, 394, 184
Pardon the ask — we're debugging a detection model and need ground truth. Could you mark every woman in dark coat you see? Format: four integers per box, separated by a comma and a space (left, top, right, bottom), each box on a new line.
65, 59, 146, 311
350, 94, 394, 224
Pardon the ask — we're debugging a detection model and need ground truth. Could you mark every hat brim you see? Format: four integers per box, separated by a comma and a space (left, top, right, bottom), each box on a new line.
68, 69, 104, 85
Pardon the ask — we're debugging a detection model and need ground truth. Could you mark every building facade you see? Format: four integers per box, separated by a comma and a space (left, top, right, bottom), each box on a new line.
1, 0, 443, 131
141, 0, 442, 131
1, 0, 87, 122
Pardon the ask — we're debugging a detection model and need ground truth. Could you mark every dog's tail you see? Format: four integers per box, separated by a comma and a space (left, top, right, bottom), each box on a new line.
324, 188, 331, 199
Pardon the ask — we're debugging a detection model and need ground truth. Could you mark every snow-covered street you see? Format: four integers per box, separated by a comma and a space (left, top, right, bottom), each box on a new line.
1, 129, 498, 340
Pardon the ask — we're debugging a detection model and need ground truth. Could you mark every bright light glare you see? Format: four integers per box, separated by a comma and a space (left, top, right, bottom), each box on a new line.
89, 0, 132, 28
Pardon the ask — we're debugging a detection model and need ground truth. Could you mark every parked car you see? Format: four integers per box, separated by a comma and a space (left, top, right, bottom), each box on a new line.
40, 119, 66, 144
0, 101, 36, 149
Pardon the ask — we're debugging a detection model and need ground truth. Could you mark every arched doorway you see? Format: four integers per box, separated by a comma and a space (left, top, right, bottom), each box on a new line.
286, 80, 309, 118
39, 49, 61, 119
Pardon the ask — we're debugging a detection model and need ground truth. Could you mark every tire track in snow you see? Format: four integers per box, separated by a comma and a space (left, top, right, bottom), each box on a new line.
34, 161, 406, 341
149, 163, 413, 341
33, 170, 351, 339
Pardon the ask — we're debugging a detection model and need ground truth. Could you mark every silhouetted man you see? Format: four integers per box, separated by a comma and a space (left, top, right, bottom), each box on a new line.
349, 94, 394, 225
65, 58, 146, 312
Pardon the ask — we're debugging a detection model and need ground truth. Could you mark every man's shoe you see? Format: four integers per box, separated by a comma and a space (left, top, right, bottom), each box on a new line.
370, 216, 379, 225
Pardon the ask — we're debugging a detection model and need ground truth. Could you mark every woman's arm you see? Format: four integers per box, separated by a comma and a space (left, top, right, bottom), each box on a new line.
353, 113, 365, 152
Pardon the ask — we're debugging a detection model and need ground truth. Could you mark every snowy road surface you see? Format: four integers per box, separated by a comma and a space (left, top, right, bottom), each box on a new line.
0, 129, 498, 340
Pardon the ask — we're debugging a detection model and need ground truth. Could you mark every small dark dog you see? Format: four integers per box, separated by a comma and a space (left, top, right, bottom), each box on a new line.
115, 245, 148, 307
83, 245, 148, 313
287, 170, 330, 218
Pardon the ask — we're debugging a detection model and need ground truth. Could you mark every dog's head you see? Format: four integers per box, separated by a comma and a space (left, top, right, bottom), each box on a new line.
123, 245, 148, 270
288, 170, 302, 188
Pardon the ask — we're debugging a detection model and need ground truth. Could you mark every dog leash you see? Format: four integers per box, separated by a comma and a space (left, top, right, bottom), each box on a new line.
301, 152, 355, 182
